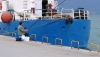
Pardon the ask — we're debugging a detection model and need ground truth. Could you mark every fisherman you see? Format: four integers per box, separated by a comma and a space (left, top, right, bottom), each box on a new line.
16, 22, 28, 41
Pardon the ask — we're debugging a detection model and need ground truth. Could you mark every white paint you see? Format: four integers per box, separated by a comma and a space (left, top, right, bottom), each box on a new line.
23, 0, 28, 9
35, 0, 42, 17
0, 12, 2, 22
1, 1, 8, 11
29, 0, 35, 8
7, 0, 14, 10
13, 0, 24, 11
7, 0, 28, 11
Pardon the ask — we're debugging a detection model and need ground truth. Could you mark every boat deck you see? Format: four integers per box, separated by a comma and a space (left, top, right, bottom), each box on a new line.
0, 35, 100, 57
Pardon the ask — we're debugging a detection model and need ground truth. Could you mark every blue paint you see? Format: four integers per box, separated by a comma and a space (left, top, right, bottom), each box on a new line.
0, 19, 91, 49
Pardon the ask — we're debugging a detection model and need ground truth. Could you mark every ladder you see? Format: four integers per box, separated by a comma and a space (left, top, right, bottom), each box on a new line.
23, 0, 28, 9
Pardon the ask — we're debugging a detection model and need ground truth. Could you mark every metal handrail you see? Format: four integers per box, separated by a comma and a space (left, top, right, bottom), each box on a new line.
1, 9, 72, 21
1, 8, 89, 22
42, 36, 48, 44
10, 32, 16, 38
61, 8, 74, 18
89, 43, 100, 53
3, 31, 16, 38
55, 38, 62, 47
3, 31, 10, 36
71, 40, 80, 50
74, 10, 89, 19
30, 34, 36, 42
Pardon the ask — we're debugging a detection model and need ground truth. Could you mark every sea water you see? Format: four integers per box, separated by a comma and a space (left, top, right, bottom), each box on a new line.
88, 14, 100, 51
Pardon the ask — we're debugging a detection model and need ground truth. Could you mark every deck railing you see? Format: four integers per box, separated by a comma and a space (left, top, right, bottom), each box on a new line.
0, 8, 89, 21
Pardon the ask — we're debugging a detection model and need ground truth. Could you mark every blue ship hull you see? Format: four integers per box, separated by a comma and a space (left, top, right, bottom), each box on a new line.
0, 19, 91, 49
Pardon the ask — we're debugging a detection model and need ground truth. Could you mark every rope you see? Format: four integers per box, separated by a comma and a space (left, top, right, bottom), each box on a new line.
29, 19, 62, 30
28, 19, 41, 29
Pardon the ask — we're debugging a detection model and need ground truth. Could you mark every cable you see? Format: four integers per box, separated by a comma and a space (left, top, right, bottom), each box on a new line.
28, 19, 41, 29
29, 19, 61, 30
54, 0, 66, 9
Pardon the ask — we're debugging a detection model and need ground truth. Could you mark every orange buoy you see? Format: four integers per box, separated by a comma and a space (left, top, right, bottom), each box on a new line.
0, 1, 2, 10
1, 12, 12, 23
46, 3, 57, 16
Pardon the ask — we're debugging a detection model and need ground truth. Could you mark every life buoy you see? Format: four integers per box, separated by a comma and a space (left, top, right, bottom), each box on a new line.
46, 3, 57, 16
0, 1, 2, 10
47, 9, 57, 16
31, 7, 35, 14
1, 12, 12, 23
46, 3, 52, 9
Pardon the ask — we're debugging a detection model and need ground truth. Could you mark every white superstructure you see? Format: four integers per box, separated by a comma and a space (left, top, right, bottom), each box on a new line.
0, 0, 58, 17
0, 0, 89, 21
